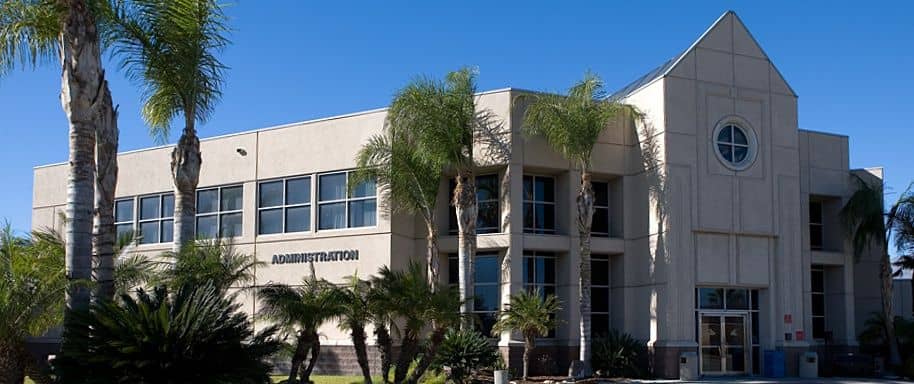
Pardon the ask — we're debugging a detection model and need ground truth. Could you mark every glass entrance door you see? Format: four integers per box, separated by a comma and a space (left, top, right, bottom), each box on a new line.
700, 313, 747, 375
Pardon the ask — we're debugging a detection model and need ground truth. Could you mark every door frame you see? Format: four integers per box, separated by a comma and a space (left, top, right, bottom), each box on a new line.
698, 311, 749, 376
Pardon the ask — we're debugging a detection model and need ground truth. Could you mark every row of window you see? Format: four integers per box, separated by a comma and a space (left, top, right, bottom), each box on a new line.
115, 172, 615, 244
114, 171, 378, 244
448, 252, 612, 337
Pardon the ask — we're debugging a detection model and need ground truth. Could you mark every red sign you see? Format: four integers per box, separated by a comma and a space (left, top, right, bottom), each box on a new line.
795, 330, 805, 341
784, 314, 792, 324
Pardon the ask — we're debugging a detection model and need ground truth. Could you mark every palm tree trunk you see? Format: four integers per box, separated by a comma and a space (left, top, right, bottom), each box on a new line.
577, 171, 595, 367
426, 221, 440, 288
301, 331, 320, 383
59, 0, 103, 333
287, 334, 308, 383
880, 252, 902, 366
375, 322, 393, 384
404, 327, 447, 384
350, 323, 373, 384
93, 81, 118, 302
394, 331, 418, 384
171, 124, 202, 252
454, 171, 477, 325
522, 335, 534, 380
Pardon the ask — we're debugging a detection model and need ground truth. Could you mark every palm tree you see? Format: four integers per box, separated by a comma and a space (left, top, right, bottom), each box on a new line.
0, 225, 67, 384
386, 67, 480, 318
370, 263, 462, 384
159, 238, 261, 293
54, 283, 280, 383
521, 72, 623, 364
354, 117, 443, 287
337, 274, 374, 384
258, 265, 344, 384
109, 0, 229, 251
841, 177, 914, 367
492, 289, 562, 380
1, 0, 121, 309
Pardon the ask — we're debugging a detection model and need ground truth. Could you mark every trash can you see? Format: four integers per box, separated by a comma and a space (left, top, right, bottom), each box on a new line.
763, 350, 785, 378
679, 351, 698, 380
799, 351, 818, 378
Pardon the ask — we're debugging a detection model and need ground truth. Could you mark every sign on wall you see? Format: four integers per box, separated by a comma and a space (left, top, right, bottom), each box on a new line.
271, 250, 360, 265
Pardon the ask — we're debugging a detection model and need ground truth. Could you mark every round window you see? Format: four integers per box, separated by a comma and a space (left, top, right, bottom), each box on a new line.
713, 119, 757, 170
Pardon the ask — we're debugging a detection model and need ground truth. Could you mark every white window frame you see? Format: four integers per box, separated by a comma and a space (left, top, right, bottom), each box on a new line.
114, 198, 135, 239
137, 193, 174, 244
317, 171, 377, 231
523, 175, 556, 234
712, 117, 758, 171
524, 251, 557, 339
196, 185, 244, 239
258, 176, 312, 235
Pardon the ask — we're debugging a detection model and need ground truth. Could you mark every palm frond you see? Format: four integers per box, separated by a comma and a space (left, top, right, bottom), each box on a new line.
0, 0, 62, 77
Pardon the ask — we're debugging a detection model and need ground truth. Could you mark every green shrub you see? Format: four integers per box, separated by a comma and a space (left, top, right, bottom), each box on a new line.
592, 330, 647, 378
54, 284, 280, 383
433, 329, 499, 384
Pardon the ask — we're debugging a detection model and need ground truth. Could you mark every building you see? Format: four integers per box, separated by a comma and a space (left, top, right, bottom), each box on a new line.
31, 11, 885, 378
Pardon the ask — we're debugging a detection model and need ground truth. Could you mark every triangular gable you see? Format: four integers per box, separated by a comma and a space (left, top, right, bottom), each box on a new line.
612, 11, 796, 99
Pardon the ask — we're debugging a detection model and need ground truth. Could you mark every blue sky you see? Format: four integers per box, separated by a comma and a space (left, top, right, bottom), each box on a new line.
1, 1, 912, 233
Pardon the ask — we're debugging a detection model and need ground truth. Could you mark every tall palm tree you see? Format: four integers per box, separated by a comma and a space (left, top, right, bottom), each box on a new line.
841, 177, 914, 367
258, 265, 344, 384
354, 118, 442, 286
521, 72, 623, 365
387, 67, 479, 317
109, 0, 229, 251
1, 0, 120, 307
0, 225, 67, 384
492, 289, 562, 380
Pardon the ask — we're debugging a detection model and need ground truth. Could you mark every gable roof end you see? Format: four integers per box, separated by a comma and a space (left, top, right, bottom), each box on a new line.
610, 10, 796, 100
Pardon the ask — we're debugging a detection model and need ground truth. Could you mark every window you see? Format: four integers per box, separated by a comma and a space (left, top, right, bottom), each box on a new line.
317, 172, 376, 230
713, 121, 756, 170
591, 254, 611, 337
114, 194, 173, 244
811, 266, 826, 340
524, 251, 556, 338
523, 175, 555, 234
115, 198, 135, 240
259, 177, 311, 234
449, 253, 500, 336
592, 181, 610, 237
449, 174, 500, 234
138, 194, 174, 244
809, 201, 824, 250
196, 185, 243, 239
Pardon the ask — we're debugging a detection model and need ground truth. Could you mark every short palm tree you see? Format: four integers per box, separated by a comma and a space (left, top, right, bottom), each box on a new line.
370, 263, 462, 384
54, 283, 280, 384
337, 274, 374, 384
387, 68, 480, 316
159, 238, 261, 294
522, 72, 623, 364
0, 225, 67, 384
259, 266, 344, 384
109, 0, 229, 251
492, 289, 562, 380
1, 0, 120, 307
841, 177, 914, 366
354, 116, 443, 287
